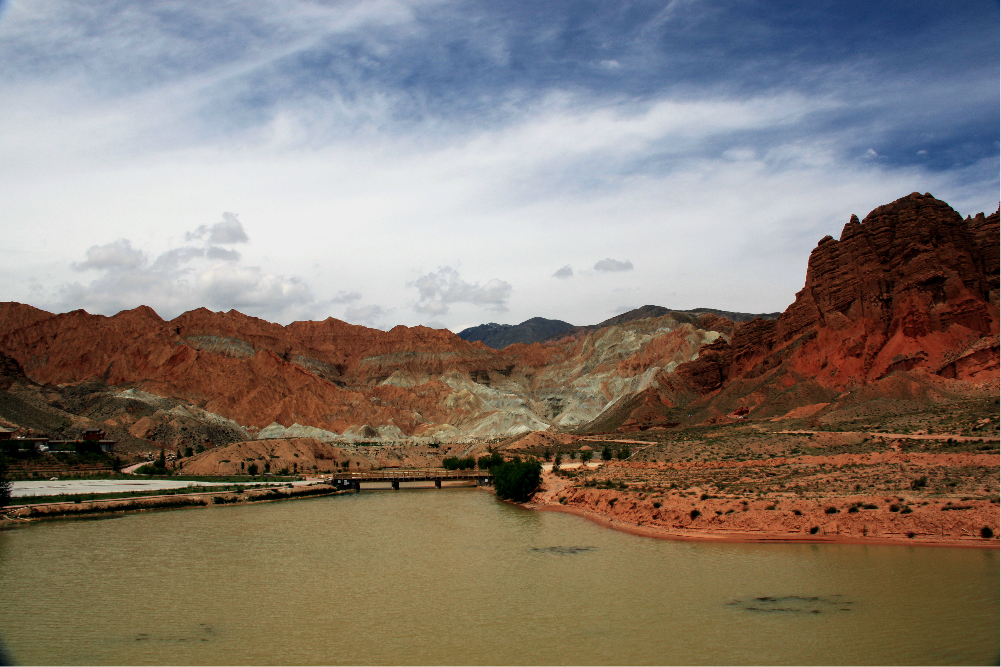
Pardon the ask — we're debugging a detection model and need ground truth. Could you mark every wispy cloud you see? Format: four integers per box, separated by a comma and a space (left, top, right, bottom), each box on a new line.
0, 0, 996, 330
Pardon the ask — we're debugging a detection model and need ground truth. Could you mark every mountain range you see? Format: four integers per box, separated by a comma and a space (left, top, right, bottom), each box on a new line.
457, 306, 782, 349
0, 192, 996, 454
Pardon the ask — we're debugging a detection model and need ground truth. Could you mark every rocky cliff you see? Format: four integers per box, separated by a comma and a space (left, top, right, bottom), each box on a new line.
642, 193, 1000, 426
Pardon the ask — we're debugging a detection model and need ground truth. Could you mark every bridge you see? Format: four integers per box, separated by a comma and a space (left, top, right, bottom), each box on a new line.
324, 469, 493, 491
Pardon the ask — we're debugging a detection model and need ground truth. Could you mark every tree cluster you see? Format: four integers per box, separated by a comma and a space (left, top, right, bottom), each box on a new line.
492, 457, 542, 503
442, 456, 476, 470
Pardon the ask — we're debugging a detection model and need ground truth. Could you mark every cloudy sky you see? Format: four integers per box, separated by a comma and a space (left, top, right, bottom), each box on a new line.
1, 0, 997, 332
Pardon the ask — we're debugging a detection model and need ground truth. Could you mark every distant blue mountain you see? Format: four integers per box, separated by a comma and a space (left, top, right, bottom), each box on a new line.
457, 317, 574, 349
458, 306, 781, 349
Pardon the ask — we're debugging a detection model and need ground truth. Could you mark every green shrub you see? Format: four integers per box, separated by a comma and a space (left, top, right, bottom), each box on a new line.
247, 463, 259, 476
690, 509, 700, 520
809, 526, 819, 534
981, 526, 994, 539
492, 459, 542, 503
580, 450, 593, 463
910, 476, 927, 489
825, 506, 839, 514
601, 445, 613, 461
889, 504, 900, 512
616, 447, 631, 460
652, 501, 662, 508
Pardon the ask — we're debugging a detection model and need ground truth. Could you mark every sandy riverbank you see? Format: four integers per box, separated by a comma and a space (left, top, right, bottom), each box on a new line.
529, 469, 1000, 548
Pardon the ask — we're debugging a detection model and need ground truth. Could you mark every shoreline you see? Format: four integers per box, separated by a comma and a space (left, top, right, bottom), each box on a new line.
1, 484, 345, 525
531, 497, 1000, 549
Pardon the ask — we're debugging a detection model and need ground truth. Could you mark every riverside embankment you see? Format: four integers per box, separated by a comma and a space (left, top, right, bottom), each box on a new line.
530, 460, 1000, 548
2, 482, 342, 523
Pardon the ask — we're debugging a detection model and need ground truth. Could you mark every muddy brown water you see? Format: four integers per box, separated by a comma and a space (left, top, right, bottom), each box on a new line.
0, 489, 997, 665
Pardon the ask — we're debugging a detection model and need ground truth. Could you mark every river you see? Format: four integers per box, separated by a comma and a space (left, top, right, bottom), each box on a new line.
0, 488, 997, 665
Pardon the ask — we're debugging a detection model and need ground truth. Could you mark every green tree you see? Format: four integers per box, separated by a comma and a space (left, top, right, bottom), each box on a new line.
184, 446, 194, 458
478, 453, 503, 470
155, 449, 166, 469
264, 461, 271, 474
601, 445, 613, 461
616, 446, 631, 460
247, 462, 259, 476
0, 452, 12, 509
553, 452, 563, 472
492, 458, 542, 502
580, 450, 593, 463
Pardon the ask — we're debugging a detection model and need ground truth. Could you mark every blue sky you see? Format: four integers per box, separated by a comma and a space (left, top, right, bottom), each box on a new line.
1, 0, 997, 331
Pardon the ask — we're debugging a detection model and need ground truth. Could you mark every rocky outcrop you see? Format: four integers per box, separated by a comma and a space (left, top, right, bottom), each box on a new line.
653, 193, 1000, 422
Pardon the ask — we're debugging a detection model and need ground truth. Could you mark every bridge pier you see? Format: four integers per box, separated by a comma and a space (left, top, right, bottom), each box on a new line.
435, 479, 442, 489
391, 480, 400, 490
352, 480, 360, 492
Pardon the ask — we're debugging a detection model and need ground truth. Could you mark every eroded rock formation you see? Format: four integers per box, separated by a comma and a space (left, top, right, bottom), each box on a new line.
0, 193, 996, 447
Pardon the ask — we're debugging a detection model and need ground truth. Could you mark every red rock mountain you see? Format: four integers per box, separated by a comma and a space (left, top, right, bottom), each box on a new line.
622, 192, 999, 428
0, 192, 997, 445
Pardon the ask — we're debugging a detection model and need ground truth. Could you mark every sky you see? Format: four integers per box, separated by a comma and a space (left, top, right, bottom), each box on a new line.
0, 0, 997, 333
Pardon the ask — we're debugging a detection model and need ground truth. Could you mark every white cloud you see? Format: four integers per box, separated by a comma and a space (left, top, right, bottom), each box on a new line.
56, 216, 317, 322
73, 239, 147, 271
552, 265, 573, 279
195, 264, 312, 311
330, 291, 363, 304
409, 266, 512, 315
185, 212, 249, 244
344, 304, 386, 326
593, 258, 634, 273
